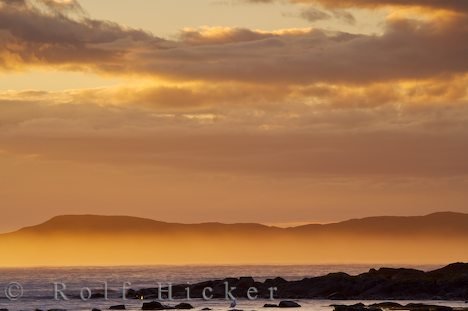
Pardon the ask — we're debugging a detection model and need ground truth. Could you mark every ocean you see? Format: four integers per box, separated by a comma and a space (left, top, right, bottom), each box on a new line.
0, 265, 466, 311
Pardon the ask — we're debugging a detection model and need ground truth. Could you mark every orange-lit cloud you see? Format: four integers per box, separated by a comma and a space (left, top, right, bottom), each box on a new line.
1, 0, 468, 84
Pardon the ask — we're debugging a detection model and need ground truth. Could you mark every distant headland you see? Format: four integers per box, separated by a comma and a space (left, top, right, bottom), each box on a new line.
0, 212, 467, 266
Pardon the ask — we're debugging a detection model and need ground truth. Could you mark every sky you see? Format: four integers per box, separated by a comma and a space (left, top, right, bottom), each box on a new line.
0, 0, 468, 233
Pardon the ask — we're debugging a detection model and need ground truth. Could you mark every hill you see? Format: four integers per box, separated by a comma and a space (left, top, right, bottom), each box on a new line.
0, 212, 466, 266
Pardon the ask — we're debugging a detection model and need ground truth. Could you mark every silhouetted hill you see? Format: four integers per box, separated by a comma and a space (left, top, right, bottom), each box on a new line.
0, 212, 466, 266
7, 211, 468, 237
11, 214, 275, 236
291, 211, 468, 236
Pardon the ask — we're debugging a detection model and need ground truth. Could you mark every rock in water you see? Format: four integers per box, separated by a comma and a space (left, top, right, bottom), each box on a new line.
142, 301, 169, 310
279, 301, 301, 308
368, 303, 403, 309
109, 306, 126, 310
174, 303, 193, 310
332, 303, 368, 311
129, 263, 468, 300
264, 304, 279, 308
404, 304, 453, 311
332, 303, 457, 311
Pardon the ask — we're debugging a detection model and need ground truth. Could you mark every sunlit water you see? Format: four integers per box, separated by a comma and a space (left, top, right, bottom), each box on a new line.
0, 265, 466, 311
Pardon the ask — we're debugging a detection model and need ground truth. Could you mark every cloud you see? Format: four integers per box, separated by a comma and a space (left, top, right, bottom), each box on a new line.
245, 0, 468, 13
1, 0, 468, 180
1, 0, 468, 85
178, 27, 274, 45
296, 7, 355, 24
39, 0, 85, 13
299, 7, 331, 22
2, 106, 468, 178
0, 0, 167, 69
0, 71, 467, 179
136, 15, 468, 84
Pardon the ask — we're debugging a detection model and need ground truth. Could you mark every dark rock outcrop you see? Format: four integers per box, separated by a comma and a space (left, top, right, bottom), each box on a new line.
404, 303, 453, 311
331, 303, 368, 311
129, 263, 468, 300
368, 302, 403, 309
140, 301, 194, 310
278, 301, 301, 308
331, 303, 462, 311
142, 302, 169, 310
174, 303, 193, 310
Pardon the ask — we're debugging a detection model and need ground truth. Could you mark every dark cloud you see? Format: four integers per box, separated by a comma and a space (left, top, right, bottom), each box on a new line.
300, 7, 331, 22
133, 15, 468, 84
331, 9, 355, 25
1, 0, 468, 84
0, 0, 168, 68
296, 7, 355, 24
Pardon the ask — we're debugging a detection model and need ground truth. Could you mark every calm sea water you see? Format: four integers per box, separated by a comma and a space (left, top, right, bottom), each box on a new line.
0, 265, 466, 311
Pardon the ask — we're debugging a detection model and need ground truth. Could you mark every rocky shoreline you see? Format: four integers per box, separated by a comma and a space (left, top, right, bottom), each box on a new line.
2, 263, 466, 311
127, 263, 468, 301
2, 301, 466, 311
331, 302, 468, 311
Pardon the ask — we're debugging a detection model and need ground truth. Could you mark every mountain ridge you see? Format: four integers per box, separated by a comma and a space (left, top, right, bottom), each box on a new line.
4, 211, 467, 236
0, 211, 467, 266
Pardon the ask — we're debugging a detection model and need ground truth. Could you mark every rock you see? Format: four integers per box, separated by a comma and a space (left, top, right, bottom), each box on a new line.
142, 301, 171, 310
279, 301, 301, 308
404, 304, 453, 311
331, 303, 456, 311
92, 309, 102, 311
368, 303, 403, 309
264, 304, 279, 308
238, 277, 255, 288
0, 309, 8, 311
130, 262, 468, 300
332, 303, 368, 311
175, 303, 194, 310
201, 308, 212, 311
109, 306, 126, 310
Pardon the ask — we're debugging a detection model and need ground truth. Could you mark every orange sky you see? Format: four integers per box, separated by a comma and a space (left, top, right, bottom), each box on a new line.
0, 0, 468, 232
